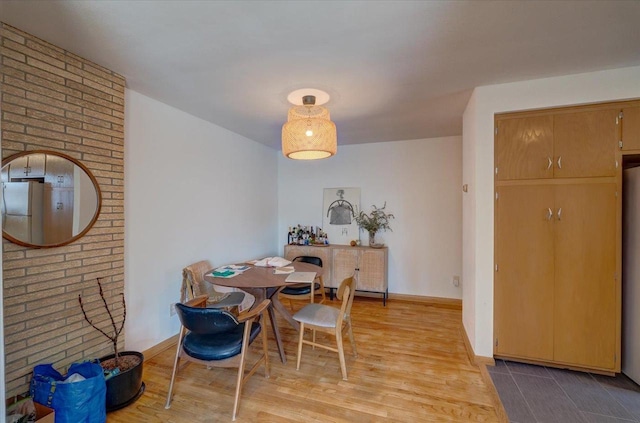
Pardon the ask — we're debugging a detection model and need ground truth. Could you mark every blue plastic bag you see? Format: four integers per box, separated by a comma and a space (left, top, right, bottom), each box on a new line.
30, 361, 106, 423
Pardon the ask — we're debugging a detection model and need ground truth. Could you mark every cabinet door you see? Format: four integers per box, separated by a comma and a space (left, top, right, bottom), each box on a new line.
357, 249, 387, 292
494, 185, 555, 360
332, 248, 359, 288
554, 109, 618, 178
495, 115, 554, 181
8, 154, 46, 180
8, 156, 29, 180
553, 183, 617, 370
284, 245, 333, 287
622, 105, 640, 151
44, 154, 74, 187
284, 245, 309, 261
43, 186, 73, 245
28, 153, 46, 178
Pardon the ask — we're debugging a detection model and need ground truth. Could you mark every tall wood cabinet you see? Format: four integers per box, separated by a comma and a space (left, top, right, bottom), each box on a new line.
622, 104, 640, 151
494, 101, 630, 373
283, 244, 388, 304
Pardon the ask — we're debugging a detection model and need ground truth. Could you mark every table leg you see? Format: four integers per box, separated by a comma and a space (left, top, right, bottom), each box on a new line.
262, 287, 289, 364
271, 292, 300, 332
266, 302, 287, 364
240, 287, 287, 364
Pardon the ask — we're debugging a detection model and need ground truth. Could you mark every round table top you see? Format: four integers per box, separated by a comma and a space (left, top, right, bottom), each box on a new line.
203, 261, 322, 289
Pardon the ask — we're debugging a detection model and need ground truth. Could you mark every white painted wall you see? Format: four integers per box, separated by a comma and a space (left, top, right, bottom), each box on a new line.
462, 65, 640, 358
278, 137, 463, 298
462, 90, 477, 347
124, 90, 279, 352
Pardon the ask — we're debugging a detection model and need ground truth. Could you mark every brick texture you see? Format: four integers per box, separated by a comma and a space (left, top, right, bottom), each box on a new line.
1, 23, 125, 396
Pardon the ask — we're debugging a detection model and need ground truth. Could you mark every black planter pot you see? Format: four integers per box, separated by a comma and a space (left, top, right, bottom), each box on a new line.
100, 351, 145, 412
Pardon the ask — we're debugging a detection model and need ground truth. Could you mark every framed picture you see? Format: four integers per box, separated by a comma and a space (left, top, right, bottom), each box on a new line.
322, 187, 360, 245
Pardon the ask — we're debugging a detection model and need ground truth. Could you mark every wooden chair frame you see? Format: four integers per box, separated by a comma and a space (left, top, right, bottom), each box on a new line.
279, 256, 326, 308
165, 295, 270, 421
181, 260, 230, 303
295, 276, 357, 380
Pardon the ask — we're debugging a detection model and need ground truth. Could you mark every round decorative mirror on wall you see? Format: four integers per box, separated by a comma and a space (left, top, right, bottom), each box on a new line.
1, 150, 102, 248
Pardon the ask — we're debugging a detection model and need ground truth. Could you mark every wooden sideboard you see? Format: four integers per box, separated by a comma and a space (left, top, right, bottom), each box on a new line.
283, 244, 389, 305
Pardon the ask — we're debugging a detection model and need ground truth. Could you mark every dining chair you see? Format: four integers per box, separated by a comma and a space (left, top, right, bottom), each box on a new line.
293, 275, 357, 380
165, 295, 271, 421
279, 256, 326, 309
181, 260, 251, 311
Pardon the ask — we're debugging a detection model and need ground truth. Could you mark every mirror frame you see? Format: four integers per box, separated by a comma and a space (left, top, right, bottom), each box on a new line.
2, 150, 102, 249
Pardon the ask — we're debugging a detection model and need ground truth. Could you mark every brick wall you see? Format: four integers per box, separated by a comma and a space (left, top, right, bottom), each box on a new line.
1, 23, 126, 396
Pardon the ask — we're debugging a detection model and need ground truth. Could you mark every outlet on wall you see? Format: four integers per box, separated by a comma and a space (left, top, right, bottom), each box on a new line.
170, 303, 176, 316
453, 276, 460, 287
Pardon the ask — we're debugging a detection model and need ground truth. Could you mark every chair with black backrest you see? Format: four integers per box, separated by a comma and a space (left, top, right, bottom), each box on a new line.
181, 260, 252, 311
279, 256, 326, 309
165, 295, 270, 421
293, 275, 357, 380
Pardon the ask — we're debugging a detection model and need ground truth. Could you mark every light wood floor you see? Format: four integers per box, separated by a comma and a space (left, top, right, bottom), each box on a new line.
107, 297, 501, 422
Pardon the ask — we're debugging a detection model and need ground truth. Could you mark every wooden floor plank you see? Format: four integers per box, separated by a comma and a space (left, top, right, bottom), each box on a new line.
107, 298, 500, 422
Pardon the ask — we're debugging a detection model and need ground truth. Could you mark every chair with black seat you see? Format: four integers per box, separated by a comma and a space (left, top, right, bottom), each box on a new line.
279, 256, 326, 309
165, 295, 270, 421
181, 260, 252, 311
293, 275, 357, 380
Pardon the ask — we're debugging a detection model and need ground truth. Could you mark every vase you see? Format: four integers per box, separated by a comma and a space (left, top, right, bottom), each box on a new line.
368, 231, 377, 247
100, 351, 145, 412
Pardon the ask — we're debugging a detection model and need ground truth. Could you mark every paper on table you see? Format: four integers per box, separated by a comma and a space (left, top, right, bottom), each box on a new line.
217, 265, 250, 273
273, 266, 295, 274
285, 272, 316, 283
253, 257, 292, 267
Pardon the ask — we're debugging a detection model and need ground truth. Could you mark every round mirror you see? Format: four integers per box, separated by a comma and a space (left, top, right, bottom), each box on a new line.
1, 151, 102, 248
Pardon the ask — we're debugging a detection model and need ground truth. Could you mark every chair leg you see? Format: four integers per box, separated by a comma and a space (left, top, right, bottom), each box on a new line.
318, 289, 326, 304
335, 326, 348, 380
261, 313, 270, 378
346, 319, 357, 357
233, 322, 252, 421
232, 366, 243, 421
165, 328, 185, 409
317, 276, 326, 304
296, 322, 305, 370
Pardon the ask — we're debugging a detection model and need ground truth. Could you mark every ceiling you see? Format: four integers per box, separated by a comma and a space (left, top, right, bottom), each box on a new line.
1, 1, 640, 150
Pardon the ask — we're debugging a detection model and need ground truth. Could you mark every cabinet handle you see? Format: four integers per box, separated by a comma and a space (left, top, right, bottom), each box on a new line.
547, 208, 553, 221
547, 157, 553, 170
557, 156, 562, 169
557, 207, 562, 221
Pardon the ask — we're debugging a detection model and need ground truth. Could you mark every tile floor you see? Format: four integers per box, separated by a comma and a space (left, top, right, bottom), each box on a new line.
489, 360, 640, 423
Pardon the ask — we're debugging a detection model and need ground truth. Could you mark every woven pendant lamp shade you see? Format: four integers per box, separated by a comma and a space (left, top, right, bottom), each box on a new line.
282, 96, 337, 160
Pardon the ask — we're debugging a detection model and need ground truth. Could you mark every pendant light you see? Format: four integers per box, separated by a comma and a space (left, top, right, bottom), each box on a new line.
282, 95, 337, 160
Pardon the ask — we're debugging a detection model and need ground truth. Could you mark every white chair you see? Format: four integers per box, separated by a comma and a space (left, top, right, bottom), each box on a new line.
293, 275, 357, 380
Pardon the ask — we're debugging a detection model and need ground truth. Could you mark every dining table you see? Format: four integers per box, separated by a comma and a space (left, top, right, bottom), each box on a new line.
203, 261, 322, 364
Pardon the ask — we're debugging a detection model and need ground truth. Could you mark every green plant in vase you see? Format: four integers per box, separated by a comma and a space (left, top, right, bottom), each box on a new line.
355, 202, 395, 247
